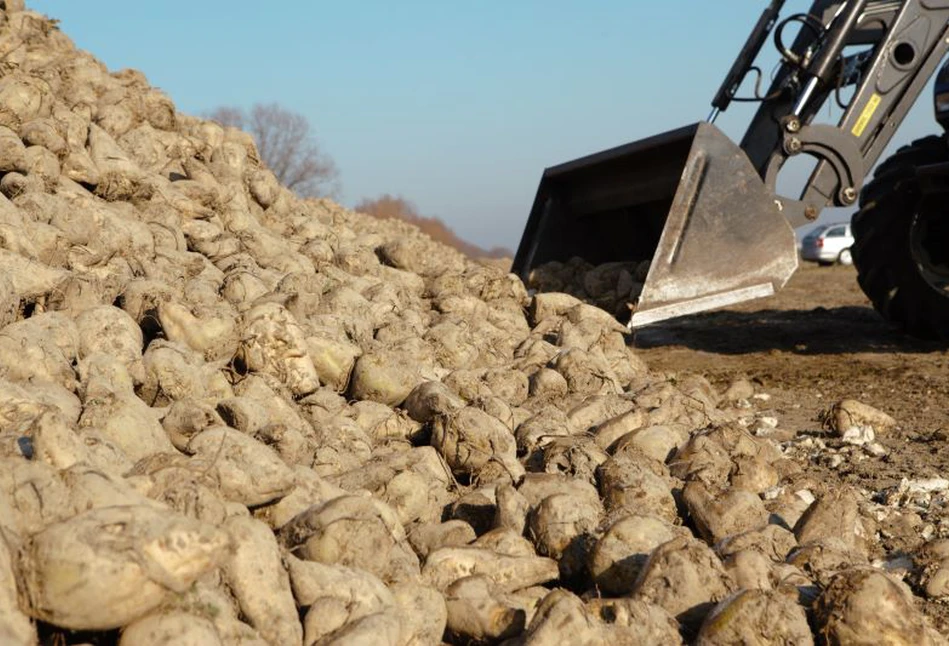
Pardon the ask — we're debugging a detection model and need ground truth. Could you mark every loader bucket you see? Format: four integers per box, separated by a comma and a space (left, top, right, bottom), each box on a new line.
512, 122, 798, 328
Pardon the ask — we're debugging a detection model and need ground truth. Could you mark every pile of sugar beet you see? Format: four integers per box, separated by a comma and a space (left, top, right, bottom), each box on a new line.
0, 2, 947, 645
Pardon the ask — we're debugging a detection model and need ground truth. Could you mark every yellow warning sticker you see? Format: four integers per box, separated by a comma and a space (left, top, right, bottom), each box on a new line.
852, 93, 882, 138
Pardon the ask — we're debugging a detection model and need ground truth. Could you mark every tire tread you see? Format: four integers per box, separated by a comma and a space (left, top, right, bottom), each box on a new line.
852, 135, 949, 339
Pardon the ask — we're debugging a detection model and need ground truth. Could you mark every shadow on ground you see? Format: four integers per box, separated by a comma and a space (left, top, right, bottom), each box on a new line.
632, 305, 944, 355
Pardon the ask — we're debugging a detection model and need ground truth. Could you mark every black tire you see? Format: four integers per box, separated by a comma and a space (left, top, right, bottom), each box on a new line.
852, 135, 949, 339
859, 137, 940, 206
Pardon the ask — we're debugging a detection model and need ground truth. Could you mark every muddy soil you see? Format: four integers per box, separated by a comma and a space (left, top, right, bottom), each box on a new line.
635, 261, 949, 631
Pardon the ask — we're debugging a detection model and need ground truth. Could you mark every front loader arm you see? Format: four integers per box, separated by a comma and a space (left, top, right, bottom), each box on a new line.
513, 0, 949, 329
727, 0, 949, 227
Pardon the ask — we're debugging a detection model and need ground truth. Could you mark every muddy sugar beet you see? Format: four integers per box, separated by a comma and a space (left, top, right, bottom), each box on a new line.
0, 3, 945, 644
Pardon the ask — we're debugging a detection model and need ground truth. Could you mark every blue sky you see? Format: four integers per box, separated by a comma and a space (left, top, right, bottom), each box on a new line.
30, 1, 939, 249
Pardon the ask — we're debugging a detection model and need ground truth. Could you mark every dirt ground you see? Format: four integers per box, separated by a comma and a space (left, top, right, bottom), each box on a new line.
634, 261, 949, 631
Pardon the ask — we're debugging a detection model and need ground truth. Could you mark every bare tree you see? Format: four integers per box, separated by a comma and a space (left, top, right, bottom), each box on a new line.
208, 103, 339, 198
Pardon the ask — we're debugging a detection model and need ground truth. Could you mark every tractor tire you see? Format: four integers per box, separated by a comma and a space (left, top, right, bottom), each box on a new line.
852, 135, 949, 339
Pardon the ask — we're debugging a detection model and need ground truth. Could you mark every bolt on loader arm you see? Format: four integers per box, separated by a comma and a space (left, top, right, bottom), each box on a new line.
513, 0, 949, 328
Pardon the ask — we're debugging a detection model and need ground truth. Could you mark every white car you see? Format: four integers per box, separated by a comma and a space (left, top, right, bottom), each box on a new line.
800, 222, 854, 266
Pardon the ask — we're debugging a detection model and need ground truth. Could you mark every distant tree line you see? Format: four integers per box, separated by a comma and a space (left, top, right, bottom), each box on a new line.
355, 194, 511, 259
209, 103, 510, 259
